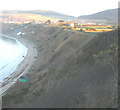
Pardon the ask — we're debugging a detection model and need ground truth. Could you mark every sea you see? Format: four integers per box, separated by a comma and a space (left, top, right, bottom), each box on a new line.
0, 35, 27, 82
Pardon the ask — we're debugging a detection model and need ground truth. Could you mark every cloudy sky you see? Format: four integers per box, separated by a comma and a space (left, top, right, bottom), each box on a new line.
0, 0, 119, 16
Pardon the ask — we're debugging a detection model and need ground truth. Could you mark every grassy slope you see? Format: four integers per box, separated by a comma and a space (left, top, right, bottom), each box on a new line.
2, 23, 118, 108
1, 10, 76, 20
78, 8, 118, 24
0, 13, 59, 22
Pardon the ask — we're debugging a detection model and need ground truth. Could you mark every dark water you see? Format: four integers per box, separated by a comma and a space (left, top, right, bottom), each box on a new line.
0, 35, 27, 82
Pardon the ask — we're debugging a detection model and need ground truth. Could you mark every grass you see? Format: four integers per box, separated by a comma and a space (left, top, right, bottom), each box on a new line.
2, 23, 118, 108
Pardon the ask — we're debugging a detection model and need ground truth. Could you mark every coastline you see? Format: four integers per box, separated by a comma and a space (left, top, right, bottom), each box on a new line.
1, 35, 37, 95
1, 23, 118, 108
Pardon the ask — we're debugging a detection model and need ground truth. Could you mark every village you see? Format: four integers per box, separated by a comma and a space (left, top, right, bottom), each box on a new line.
46, 20, 116, 32
2, 20, 116, 33
0, 13, 116, 33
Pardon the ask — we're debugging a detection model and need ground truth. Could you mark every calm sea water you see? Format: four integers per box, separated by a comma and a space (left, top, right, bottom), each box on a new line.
0, 36, 27, 82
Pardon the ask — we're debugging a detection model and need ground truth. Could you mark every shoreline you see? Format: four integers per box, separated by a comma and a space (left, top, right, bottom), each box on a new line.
0, 35, 28, 82
1, 35, 37, 95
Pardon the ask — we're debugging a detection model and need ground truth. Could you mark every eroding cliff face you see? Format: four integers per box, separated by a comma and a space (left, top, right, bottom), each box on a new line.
2, 23, 118, 108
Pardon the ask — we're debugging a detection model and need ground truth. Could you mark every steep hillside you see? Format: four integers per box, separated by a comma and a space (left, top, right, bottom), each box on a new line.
2, 23, 118, 108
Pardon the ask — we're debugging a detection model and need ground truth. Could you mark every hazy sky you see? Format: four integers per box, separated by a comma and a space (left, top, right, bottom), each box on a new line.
0, 0, 119, 17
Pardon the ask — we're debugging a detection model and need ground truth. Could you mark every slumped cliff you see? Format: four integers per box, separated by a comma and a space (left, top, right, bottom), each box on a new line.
2, 23, 118, 108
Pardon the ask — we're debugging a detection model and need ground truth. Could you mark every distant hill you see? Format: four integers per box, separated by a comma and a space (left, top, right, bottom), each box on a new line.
1, 8, 119, 23
1, 10, 76, 20
77, 8, 119, 24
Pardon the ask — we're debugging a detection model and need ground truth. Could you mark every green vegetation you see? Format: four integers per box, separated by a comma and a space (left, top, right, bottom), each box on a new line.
93, 44, 118, 72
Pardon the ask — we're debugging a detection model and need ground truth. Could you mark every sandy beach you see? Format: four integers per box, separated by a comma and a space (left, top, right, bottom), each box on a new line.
1, 35, 37, 95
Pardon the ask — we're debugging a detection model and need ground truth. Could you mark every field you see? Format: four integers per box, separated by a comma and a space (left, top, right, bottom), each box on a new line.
57, 24, 115, 32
